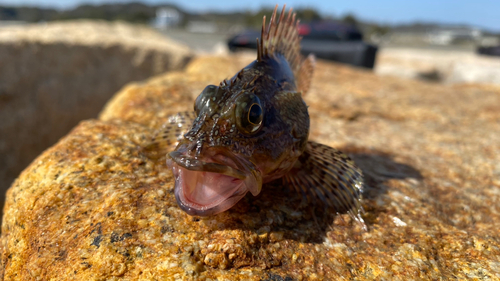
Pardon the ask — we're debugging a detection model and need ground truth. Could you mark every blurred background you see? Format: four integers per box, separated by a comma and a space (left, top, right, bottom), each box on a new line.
0, 0, 499, 217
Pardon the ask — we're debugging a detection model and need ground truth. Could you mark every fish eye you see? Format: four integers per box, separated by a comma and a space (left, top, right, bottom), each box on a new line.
195, 85, 218, 114
235, 94, 264, 134
248, 103, 263, 125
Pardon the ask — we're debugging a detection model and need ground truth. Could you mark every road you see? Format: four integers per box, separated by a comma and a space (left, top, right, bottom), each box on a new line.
158, 28, 500, 85
160, 28, 231, 53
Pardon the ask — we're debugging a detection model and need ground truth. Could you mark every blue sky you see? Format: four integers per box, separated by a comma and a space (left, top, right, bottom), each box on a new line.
2, 0, 499, 32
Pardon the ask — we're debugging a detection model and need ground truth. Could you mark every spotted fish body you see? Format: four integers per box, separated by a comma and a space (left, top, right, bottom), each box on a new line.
146, 6, 363, 218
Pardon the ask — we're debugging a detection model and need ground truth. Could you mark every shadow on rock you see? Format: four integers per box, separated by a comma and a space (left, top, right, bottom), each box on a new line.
214, 146, 423, 245
343, 146, 423, 228
343, 146, 423, 199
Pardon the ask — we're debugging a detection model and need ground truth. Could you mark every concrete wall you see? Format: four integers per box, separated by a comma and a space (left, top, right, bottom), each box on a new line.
0, 20, 193, 216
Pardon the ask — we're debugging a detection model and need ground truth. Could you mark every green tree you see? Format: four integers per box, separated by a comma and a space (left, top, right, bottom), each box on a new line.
342, 13, 358, 26
295, 8, 322, 22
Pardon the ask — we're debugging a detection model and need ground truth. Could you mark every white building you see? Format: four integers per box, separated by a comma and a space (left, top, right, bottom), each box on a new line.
153, 7, 181, 29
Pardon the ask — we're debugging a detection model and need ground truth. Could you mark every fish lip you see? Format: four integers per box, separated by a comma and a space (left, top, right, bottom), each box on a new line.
169, 150, 247, 181
168, 146, 263, 216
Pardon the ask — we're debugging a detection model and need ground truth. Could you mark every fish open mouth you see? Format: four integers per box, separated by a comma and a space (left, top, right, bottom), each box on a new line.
168, 146, 262, 216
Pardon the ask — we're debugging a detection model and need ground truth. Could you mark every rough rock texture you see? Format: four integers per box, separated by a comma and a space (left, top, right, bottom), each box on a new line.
1, 54, 500, 280
0, 20, 192, 212
376, 47, 500, 85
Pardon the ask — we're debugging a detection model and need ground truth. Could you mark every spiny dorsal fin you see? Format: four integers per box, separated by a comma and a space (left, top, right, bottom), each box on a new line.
257, 5, 315, 95
297, 54, 316, 94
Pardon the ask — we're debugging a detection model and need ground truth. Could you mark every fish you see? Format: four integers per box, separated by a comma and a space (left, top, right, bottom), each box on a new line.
145, 5, 364, 218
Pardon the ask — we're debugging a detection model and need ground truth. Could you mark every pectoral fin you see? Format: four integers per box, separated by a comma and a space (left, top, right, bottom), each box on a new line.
143, 111, 196, 160
283, 141, 363, 216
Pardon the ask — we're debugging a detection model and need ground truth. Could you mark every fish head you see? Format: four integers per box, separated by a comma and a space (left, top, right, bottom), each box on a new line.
168, 75, 307, 216
168, 5, 313, 216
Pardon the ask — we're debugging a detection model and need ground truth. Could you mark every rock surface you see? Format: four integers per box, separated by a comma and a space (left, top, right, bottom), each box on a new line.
0, 20, 192, 212
1, 54, 500, 280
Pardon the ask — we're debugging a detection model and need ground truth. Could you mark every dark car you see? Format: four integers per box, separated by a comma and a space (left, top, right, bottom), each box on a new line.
477, 45, 500, 57
227, 30, 261, 51
227, 21, 378, 69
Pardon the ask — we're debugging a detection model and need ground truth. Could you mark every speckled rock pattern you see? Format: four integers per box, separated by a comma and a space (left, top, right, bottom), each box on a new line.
0, 20, 192, 211
1, 55, 499, 280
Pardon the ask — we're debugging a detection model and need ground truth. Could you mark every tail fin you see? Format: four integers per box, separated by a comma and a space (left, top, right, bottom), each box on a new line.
257, 5, 315, 95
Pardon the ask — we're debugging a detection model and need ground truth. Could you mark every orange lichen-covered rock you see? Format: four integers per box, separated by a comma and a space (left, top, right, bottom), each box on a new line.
1, 55, 500, 280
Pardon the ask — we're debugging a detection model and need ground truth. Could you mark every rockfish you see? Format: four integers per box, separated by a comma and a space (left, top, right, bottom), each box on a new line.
147, 5, 363, 217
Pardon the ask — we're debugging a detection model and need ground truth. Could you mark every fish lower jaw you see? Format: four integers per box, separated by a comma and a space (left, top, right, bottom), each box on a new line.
171, 163, 249, 216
